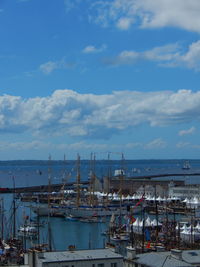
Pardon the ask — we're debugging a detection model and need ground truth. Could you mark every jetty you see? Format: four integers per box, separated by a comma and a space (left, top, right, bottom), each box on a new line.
0, 181, 89, 194
0, 172, 199, 194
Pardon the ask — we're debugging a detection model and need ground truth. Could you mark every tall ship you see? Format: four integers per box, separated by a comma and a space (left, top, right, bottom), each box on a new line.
31, 154, 142, 218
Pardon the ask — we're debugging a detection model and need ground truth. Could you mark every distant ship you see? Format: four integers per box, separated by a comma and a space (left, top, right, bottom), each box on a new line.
182, 160, 191, 170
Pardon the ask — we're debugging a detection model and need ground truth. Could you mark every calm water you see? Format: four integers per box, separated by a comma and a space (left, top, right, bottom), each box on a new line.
0, 159, 200, 250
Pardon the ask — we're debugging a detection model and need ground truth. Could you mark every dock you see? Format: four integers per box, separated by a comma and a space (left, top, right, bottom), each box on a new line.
0, 172, 200, 194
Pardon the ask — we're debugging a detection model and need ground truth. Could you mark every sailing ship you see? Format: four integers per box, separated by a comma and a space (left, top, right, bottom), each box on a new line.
182, 160, 191, 170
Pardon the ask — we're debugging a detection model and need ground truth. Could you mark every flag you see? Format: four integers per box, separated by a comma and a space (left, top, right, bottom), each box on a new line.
129, 215, 136, 223
132, 194, 145, 209
146, 241, 151, 249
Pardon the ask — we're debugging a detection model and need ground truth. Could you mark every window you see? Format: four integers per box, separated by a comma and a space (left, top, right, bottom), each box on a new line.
97, 264, 104, 267
92, 264, 95, 267
111, 263, 117, 267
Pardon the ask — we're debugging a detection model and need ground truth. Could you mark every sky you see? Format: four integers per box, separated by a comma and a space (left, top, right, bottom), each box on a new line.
1, 0, 200, 160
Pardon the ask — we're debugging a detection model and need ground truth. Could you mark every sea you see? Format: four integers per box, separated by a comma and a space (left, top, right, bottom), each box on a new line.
0, 159, 200, 251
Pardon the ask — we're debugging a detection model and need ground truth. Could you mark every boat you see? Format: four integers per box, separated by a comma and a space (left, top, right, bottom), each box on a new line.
65, 214, 78, 221
110, 233, 130, 242
182, 161, 191, 170
79, 216, 105, 223
66, 204, 133, 218
18, 225, 37, 239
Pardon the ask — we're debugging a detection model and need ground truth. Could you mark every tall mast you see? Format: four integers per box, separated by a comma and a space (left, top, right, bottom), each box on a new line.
76, 154, 81, 207
119, 153, 125, 202
107, 152, 111, 194
12, 176, 16, 238
119, 153, 125, 227
1, 198, 4, 240
48, 154, 52, 251
60, 154, 67, 202
105, 152, 111, 207
89, 153, 96, 206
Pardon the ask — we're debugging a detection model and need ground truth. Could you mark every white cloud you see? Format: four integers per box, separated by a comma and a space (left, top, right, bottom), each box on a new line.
39, 61, 58, 75
64, 0, 82, 12
106, 44, 180, 66
180, 41, 200, 71
39, 59, 75, 74
105, 40, 200, 72
178, 127, 196, 136
116, 17, 134, 30
145, 138, 166, 149
90, 0, 200, 33
82, 44, 106, 54
176, 142, 190, 148
0, 89, 200, 139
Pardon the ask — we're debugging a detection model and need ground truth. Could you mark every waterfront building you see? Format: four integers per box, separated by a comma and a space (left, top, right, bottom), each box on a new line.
124, 247, 200, 267
104, 177, 184, 196
169, 185, 200, 200
28, 248, 123, 267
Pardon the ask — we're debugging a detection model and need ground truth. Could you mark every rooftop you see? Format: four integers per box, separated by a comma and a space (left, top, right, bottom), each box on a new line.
133, 249, 200, 267
38, 248, 123, 263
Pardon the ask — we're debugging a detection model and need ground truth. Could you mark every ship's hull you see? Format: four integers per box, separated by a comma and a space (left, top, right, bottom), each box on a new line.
32, 204, 142, 217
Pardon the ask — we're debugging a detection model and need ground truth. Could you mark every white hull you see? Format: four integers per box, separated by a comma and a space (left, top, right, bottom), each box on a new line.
32, 204, 142, 217
32, 205, 66, 217
67, 206, 141, 218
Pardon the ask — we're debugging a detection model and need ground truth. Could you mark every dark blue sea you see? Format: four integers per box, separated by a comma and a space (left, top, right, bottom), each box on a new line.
0, 159, 200, 251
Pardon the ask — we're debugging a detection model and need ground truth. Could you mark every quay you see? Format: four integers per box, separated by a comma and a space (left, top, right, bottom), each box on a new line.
0, 172, 199, 194
0, 181, 89, 194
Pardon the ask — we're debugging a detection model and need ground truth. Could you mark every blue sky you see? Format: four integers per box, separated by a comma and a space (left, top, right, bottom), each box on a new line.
1, 0, 200, 160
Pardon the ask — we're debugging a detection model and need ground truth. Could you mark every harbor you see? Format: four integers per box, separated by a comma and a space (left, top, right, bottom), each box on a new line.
0, 159, 199, 265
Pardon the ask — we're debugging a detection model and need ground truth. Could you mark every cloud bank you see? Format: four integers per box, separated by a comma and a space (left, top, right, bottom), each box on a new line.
90, 0, 200, 32
0, 89, 200, 138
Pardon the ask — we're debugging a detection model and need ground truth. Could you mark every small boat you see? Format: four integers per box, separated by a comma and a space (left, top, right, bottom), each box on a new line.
79, 216, 105, 223
110, 233, 130, 242
65, 215, 78, 221
18, 225, 37, 239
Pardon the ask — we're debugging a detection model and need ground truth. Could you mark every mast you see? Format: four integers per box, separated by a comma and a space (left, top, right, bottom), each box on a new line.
107, 152, 111, 194
105, 152, 111, 207
47, 154, 52, 251
89, 153, 95, 206
76, 154, 81, 207
154, 185, 159, 248
119, 153, 125, 227
60, 154, 67, 203
12, 176, 16, 239
1, 198, 4, 240
48, 154, 52, 209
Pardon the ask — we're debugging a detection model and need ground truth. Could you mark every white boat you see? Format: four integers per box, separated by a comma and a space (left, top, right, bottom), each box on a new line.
67, 205, 141, 218
110, 233, 130, 242
79, 216, 105, 223
31, 204, 68, 217
18, 225, 37, 238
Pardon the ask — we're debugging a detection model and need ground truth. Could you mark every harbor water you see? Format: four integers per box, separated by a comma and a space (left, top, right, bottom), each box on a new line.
0, 159, 200, 250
